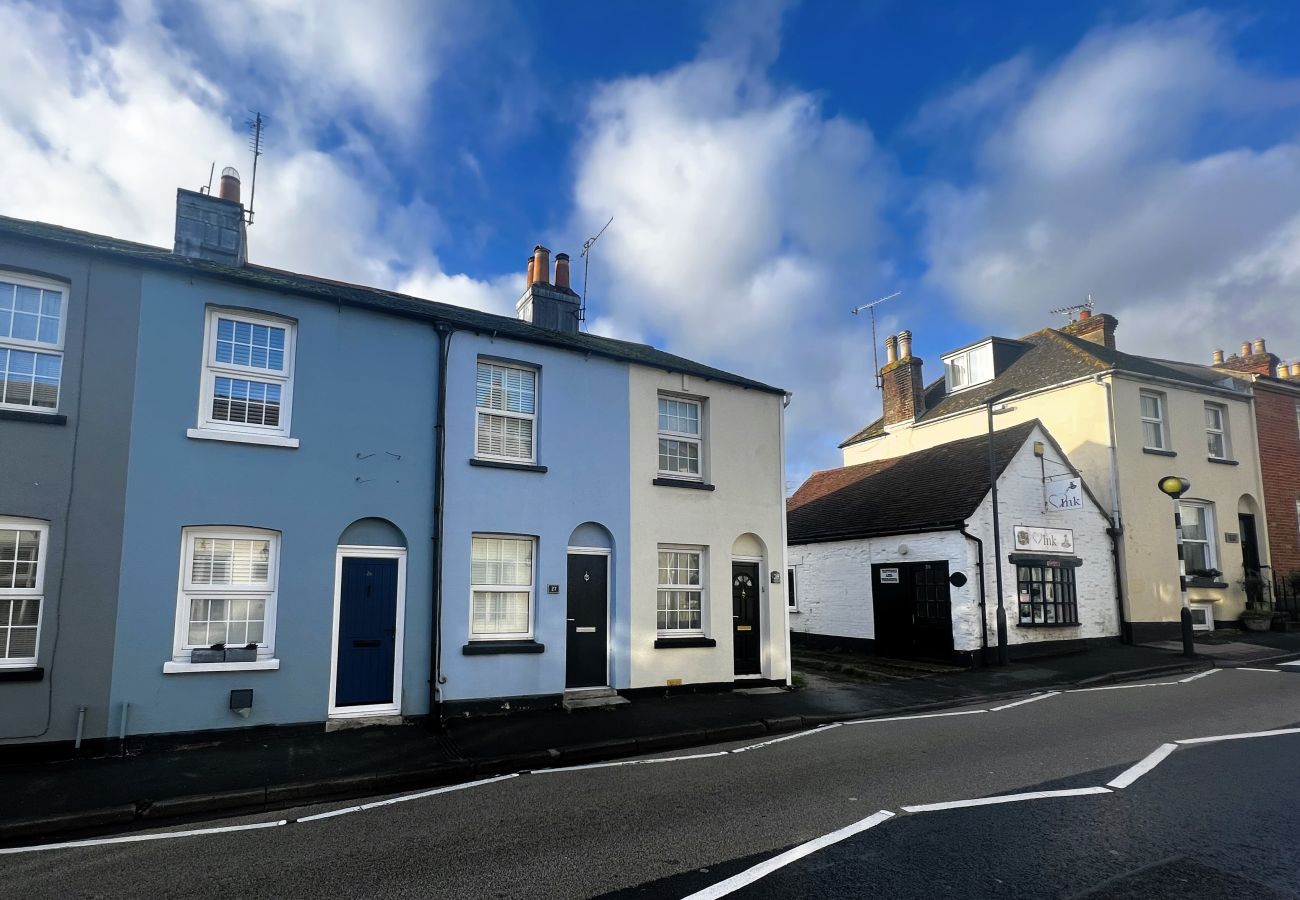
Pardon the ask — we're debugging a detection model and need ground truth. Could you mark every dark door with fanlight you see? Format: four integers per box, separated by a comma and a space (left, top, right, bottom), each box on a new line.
566, 553, 609, 689
732, 562, 762, 676
335, 557, 398, 707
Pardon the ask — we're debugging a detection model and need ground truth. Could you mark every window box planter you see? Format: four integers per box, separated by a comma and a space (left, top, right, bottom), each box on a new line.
191, 644, 258, 663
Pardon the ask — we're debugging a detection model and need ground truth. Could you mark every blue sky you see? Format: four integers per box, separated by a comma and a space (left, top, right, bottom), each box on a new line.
4, 1, 1299, 487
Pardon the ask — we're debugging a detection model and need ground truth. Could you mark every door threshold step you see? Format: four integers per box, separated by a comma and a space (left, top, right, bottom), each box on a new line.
325, 714, 404, 732
563, 689, 629, 711
735, 686, 785, 695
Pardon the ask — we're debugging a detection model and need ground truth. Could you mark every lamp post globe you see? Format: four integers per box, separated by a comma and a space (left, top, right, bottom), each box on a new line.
1158, 476, 1190, 499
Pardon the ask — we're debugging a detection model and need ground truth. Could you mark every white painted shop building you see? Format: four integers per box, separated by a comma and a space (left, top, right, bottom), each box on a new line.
786, 420, 1120, 664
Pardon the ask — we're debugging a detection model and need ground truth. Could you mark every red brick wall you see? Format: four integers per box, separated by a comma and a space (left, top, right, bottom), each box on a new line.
1254, 381, 1300, 577
880, 358, 925, 425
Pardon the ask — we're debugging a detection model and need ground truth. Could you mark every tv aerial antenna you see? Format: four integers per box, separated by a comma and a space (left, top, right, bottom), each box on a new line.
579, 216, 613, 330
851, 291, 904, 388
244, 111, 266, 225
1049, 295, 1094, 322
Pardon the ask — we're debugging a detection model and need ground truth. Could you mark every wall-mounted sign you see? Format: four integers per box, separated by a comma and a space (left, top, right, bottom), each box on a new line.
547, 584, 560, 594
1013, 525, 1075, 554
1045, 479, 1083, 512
879, 568, 900, 584
1224, 532, 1240, 544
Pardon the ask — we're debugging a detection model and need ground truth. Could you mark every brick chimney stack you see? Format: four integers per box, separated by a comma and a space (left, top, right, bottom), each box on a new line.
880, 330, 926, 426
1060, 309, 1118, 350
516, 243, 581, 333
1214, 337, 1281, 377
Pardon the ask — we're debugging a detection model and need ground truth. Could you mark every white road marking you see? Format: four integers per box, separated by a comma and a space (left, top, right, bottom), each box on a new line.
731, 724, 841, 753
843, 709, 987, 726
679, 810, 895, 900
294, 773, 519, 822
1280, 660, 1300, 667
529, 752, 729, 775
1107, 743, 1179, 789
0, 820, 286, 856
1234, 667, 1282, 674
1178, 669, 1220, 683
900, 786, 1111, 814
990, 692, 1060, 712
1176, 727, 1300, 745
1066, 681, 1179, 693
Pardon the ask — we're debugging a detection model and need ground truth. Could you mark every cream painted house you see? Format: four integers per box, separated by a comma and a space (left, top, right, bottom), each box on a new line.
627, 367, 790, 689
839, 314, 1270, 642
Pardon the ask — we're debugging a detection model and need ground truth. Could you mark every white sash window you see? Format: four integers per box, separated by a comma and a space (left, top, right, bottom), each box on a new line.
0, 518, 48, 667
476, 362, 537, 463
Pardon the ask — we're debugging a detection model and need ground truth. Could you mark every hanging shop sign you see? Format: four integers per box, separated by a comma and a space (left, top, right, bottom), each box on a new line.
1045, 478, 1083, 512
1013, 525, 1075, 554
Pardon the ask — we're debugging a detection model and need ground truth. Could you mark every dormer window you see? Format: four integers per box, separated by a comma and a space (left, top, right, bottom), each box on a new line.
942, 341, 994, 392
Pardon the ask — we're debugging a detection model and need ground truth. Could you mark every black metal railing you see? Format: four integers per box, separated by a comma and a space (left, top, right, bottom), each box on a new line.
1274, 572, 1300, 621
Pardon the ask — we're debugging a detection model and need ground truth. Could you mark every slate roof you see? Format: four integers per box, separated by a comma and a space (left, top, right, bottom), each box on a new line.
840, 328, 1234, 448
0, 213, 784, 395
788, 420, 1040, 544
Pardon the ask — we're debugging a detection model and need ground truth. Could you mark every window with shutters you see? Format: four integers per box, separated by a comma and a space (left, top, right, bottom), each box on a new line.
194, 308, 296, 445
475, 361, 537, 463
469, 535, 534, 640
0, 273, 66, 414
171, 527, 279, 665
0, 518, 48, 668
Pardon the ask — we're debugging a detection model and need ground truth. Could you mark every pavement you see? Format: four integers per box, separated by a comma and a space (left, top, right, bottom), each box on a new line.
1140, 627, 1300, 666
0, 639, 1287, 843
4, 665, 1299, 898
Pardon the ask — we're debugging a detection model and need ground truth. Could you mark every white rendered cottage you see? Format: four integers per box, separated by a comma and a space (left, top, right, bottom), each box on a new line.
787, 421, 1120, 664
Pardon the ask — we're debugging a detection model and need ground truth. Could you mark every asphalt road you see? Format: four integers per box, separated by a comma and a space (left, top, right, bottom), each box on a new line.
7, 667, 1300, 899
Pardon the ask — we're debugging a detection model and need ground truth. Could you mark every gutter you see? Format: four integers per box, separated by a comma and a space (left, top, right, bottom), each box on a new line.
959, 526, 989, 665
429, 325, 453, 725
1093, 372, 1130, 643
788, 521, 966, 547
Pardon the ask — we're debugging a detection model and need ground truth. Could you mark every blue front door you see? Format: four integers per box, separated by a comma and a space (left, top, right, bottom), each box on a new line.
335, 557, 399, 707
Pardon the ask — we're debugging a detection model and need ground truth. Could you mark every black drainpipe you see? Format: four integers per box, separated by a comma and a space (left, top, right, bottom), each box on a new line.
960, 526, 989, 667
1107, 524, 1130, 644
429, 324, 453, 728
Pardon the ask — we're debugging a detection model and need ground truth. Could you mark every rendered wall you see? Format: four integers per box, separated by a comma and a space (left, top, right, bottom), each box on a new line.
108, 271, 437, 736
628, 368, 788, 688
0, 241, 141, 745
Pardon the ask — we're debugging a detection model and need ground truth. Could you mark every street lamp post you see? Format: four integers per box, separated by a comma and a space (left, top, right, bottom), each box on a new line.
1158, 475, 1197, 659
986, 389, 1017, 666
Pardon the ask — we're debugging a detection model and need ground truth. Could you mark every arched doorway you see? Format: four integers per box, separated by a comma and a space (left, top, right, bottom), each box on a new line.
731, 533, 767, 677
329, 519, 408, 718
566, 523, 613, 690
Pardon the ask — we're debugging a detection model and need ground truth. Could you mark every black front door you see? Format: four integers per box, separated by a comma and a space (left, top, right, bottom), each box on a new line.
335, 557, 399, 707
732, 562, 762, 676
1239, 514, 1263, 604
566, 554, 608, 689
871, 561, 954, 661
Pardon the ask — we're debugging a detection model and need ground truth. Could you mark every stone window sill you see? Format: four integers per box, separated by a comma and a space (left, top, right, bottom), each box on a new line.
1142, 447, 1177, 457
163, 659, 281, 674
469, 458, 548, 474
462, 640, 545, 655
1206, 457, 1239, 466
187, 428, 299, 449
0, 409, 66, 425
652, 478, 715, 491
653, 636, 717, 649
0, 666, 45, 682
1187, 579, 1228, 589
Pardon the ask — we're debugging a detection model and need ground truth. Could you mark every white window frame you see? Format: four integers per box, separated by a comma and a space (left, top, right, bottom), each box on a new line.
474, 360, 538, 465
657, 545, 706, 637
942, 344, 993, 393
0, 517, 48, 668
1188, 602, 1214, 632
657, 394, 704, 481
469, 533, 536, 641
165, 526, 281, 673
0, 272, 67, 414
1204, 402, 1231, 460
1140, 390, 1168, 451
1180, 500, 1218, 575
190, 308, 297, 448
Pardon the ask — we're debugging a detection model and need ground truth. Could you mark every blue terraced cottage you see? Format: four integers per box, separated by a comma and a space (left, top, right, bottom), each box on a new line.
0, 171, 790, 748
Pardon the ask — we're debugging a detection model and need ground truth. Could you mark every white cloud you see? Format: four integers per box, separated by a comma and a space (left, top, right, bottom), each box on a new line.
0, 1, 508, 311
922, 16, 1300, 362
572, 19, 894, 482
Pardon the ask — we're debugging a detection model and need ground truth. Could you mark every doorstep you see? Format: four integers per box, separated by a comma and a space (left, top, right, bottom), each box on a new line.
325, 715, 405, 732
562, 687, 630, 711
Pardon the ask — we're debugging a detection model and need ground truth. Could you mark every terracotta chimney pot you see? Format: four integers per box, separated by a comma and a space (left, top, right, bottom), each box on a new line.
1241, 341, 1252, 357
1292, 363, 1300, 378
1253, 338, 1266, 355
526, 257, 535, 288
532, 245, 551, 285
218, 166, 241, 204
554, 253, 571, 290
1078, 309, 1091, 320
1212, 349, 1224, 365
884, 335, 898, 364
898, 330, 913, 360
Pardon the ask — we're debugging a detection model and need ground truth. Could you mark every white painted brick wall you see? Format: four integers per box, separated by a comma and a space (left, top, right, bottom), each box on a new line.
790, 424, 1120, 653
